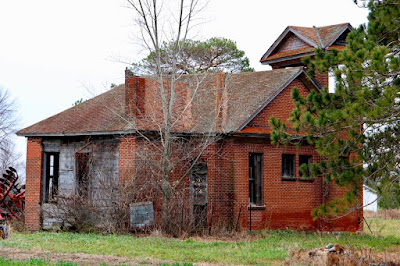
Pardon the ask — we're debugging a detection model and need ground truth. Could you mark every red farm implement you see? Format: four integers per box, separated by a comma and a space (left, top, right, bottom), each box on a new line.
0, 167, 25, 239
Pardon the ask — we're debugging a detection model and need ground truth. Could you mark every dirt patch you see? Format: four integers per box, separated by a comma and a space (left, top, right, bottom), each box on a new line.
0, 247, 170, 265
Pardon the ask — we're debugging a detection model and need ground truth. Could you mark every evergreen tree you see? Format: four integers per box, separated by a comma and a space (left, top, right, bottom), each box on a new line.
132, 37, 254, 75
270, 0, 400, 215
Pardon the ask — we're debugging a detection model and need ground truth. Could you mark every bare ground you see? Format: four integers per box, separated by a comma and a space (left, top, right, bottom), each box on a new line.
0, 243, 399, 265
0, 246, 172, 265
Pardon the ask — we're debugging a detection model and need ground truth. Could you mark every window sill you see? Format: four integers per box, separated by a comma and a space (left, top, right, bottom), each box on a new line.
42, 200, 57, 204
281, 176, 297, 181
299, 177, 314, 182
247, 205, 266, 210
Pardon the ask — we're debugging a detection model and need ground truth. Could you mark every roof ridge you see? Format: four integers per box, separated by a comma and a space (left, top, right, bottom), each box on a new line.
313, 25, 325, 48
289, 22, 349, 30
316, 22, 350, 30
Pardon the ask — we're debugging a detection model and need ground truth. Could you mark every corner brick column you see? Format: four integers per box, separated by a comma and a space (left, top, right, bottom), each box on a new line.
25, 137, 43, 231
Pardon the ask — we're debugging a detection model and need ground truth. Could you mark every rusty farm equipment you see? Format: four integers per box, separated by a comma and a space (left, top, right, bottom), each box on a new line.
0, 167, 25, 239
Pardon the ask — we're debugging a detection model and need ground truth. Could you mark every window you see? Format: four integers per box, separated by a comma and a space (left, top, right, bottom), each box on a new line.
190, 162, 208, 228
43, 152, 59, 203
282, 154, 295, 180
299, 155, 312, 180
190, 162, 208, 206
75, 153, 92, 197
249, 153, 263, 206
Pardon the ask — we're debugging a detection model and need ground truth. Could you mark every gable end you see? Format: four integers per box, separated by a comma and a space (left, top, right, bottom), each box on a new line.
238, 70, 320, 132
276, 33, 312, 53
237, 68, 303, 131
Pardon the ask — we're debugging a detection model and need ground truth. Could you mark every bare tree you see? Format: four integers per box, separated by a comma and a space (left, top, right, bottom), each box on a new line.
45, 1, 226, 235
125, 0, 223, 234
0, 89, 21, 175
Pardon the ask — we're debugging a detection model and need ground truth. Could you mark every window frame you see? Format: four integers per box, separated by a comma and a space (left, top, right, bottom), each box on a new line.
249, 153, 263, 206
43, 152, 59, 203
282, 154, 296, 180
299, 154, 313, 181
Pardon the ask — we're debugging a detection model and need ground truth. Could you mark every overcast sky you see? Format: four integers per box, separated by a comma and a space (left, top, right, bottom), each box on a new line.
0, 0, 369, 164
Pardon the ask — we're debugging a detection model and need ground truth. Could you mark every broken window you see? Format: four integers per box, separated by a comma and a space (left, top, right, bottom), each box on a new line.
299, 155, 312, 180
249, 153, 263, 206
75, 153, 91, 197
190, 162, 208, 228
282, 154, 295, 180
43, 152, 59, 203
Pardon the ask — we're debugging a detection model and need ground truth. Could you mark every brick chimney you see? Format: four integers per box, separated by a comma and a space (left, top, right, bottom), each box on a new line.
125, 69, 146, 119
216, 72, 228, 131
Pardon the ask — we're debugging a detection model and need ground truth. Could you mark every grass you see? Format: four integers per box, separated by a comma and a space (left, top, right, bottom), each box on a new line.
0, 218, 398, 265
0, 258, 76, 266
365, 218, 400, 238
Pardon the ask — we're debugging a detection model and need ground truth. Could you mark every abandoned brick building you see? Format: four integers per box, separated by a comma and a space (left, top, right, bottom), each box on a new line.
18, 23, 363, 232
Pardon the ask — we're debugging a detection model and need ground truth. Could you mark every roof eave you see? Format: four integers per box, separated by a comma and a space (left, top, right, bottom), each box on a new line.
16, 129, 138, 138
309, 76, 323, 92
260, 51, 315, 65
260, 26, 319, 63
17, 129, 221, 138
260, 26, 291, 62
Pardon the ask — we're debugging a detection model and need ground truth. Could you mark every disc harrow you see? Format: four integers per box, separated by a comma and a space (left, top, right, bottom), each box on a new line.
0, 167, 25, 239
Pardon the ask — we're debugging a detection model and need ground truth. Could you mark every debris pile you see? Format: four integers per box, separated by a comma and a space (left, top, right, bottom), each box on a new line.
287, 243, 400, 265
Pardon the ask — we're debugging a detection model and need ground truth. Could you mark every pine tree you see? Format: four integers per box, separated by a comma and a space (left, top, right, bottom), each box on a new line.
132, 37, 254, 75
270, 0, 400, 215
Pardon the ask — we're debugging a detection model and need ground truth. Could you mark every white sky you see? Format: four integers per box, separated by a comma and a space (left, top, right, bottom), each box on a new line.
0, 0, 369, 169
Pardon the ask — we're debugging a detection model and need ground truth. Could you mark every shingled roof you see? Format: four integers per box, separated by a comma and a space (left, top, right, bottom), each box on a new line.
17, 85, 130, 136
17, 67, 312, 137
260, 23, 352, 65
222, 67, 305, 132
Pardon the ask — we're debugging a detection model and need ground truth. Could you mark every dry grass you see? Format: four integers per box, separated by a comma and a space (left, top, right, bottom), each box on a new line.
365, 218, 400, 239
0, 211, 398, 265
364, 209, 400, 220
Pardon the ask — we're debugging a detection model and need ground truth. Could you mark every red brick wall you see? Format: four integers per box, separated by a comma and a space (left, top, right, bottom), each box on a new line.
202, 141, 235, 229
118, 135, 136, 184
118, 76, 361, 232
314, 72, 328, 89
224, 78, 362, 232
228, 140, 323, 230
248, 78, 308, 129
322, 182, 363, 232
25, 137, 43, 231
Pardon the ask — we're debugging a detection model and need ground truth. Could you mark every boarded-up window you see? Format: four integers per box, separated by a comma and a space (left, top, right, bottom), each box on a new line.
190, 162, 208, 206
299, 155, 312, 180
249, 153, 263, 206
190, 162, 208, 228
43, 152, 59, 203
75, 153, 91, 197
282, 154, 295, 179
